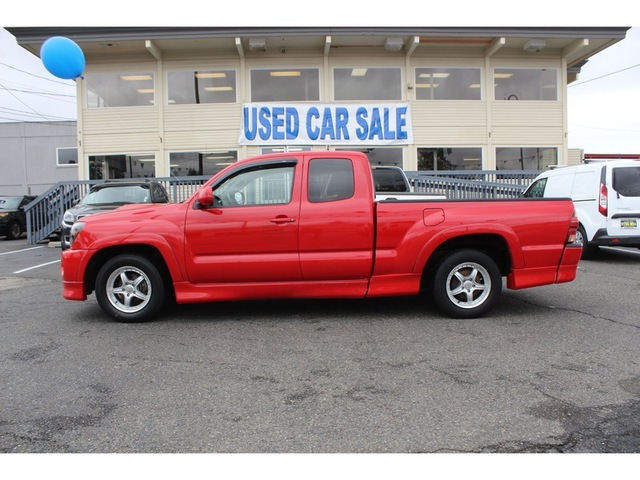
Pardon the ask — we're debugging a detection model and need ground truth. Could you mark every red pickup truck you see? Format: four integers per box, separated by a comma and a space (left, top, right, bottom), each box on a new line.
61, 151, 582, 322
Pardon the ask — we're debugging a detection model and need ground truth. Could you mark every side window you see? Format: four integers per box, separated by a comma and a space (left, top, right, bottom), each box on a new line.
523, 178, 547, 198
213, 164, 295, 207
308, 159, 355, 203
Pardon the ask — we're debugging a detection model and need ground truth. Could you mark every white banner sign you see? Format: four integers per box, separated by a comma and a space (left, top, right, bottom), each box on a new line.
238, 103, 413, 146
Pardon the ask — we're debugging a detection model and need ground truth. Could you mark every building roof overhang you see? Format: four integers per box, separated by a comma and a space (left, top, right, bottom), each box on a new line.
6, 26, 630, 71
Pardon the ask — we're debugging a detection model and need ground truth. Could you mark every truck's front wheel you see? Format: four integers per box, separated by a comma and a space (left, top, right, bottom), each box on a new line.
432, 249, 501, 319
95, 254, 165, 323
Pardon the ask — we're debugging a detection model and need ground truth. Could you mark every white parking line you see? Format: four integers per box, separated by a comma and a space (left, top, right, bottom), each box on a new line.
0, 246, 44, 256
13, 259, 61, 274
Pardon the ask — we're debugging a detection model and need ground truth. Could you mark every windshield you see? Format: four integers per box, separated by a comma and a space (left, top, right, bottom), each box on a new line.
82, 185, 151, 206
0, 197, 22, 210
612, 166, 640, 197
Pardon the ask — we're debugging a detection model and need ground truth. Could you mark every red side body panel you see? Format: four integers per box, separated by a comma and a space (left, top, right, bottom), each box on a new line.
61, 151, 581, 305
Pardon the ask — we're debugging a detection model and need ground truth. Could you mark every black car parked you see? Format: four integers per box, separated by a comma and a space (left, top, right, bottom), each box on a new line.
61, 181, 170, 250
0, 195, 36, 240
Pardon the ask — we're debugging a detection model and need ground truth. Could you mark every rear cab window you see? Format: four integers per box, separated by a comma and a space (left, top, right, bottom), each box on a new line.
308, 159, 355, 203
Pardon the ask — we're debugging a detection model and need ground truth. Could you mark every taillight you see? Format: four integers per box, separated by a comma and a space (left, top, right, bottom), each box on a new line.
598, 183, 608, 217
567, 211, 579, 244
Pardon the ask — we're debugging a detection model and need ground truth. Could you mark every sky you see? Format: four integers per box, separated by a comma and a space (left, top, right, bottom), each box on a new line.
2, 3, 640, 154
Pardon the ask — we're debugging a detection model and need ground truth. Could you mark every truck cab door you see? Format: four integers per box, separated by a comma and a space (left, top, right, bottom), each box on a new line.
298, 157, 375, 281
184, 160, 302, 284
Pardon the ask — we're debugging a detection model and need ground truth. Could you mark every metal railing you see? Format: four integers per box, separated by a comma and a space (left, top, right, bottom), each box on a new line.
24, 176, 210, 244
23, 170, 540, 245
406, 170, 540, 199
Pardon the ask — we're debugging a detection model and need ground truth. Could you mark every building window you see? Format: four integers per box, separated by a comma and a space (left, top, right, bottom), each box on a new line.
496, 147, 557, 170
85, 73, 155, 107
336, 147, 403, 167
415, 67, 482, 100
169, 151, 238, 177
418, 148, 483, 171
494, 68, 558, 101
167, 70, 236, 104
250, 68, 319, 102
261, 146, 312, 155
57, 147, 78, 166
89, 154, 156, 180
333, 67, 402, 101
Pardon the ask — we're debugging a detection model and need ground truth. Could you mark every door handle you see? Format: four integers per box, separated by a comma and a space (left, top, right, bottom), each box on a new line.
270, 216, 296, 225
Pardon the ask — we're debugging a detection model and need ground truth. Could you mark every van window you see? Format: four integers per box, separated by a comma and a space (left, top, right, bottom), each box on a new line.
612, 167, 640, 197
523, 178, 547, 198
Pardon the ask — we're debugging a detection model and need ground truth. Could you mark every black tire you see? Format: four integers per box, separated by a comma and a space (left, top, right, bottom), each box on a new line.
576, 225, 597, 260
432, 249, 502, 319
95, 254, 165, 323
6, 220, 22, 240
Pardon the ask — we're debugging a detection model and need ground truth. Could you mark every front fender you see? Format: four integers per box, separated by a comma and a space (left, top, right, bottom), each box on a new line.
83, 232, 186, 283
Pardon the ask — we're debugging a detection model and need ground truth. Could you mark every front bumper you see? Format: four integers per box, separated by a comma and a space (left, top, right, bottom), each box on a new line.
61, 248, 89, 300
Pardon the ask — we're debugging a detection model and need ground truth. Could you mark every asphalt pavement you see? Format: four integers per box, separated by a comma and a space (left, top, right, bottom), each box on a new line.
1, 238, 639, 462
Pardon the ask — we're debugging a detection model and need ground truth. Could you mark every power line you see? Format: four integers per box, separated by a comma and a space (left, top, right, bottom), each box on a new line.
0, 116, 77, 124
0, 78, 77, 97
0, 85, 77, 104
0, 61, 76, 87
568, 63, 640, 88
0, 106, 75, 121
0, 82, 49, 121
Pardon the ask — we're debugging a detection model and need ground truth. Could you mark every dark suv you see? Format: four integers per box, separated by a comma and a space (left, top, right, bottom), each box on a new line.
61, 181, 170, 250
0, 195, 36, 240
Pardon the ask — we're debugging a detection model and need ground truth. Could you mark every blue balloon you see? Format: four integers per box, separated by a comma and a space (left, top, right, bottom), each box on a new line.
40, 36, 85, 80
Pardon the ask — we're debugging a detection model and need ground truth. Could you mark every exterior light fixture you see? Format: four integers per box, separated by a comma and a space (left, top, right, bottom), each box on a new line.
523, 39, 546, 53
249, 38, 267, 52
384, 38, 404, 51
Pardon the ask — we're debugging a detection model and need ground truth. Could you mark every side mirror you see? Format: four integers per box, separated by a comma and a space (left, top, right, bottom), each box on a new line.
196, 188, 213, 208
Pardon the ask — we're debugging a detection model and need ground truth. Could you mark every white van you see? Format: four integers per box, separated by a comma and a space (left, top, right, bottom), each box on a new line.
523, 160, 640, 258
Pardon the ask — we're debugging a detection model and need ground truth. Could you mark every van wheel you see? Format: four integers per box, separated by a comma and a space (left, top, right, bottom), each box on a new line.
577, 225, 597, 260
432, 249, 501, 319
95, 254, 165, 323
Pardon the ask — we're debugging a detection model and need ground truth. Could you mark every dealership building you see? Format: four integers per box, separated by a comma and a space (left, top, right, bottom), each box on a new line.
8, 27, 630, 181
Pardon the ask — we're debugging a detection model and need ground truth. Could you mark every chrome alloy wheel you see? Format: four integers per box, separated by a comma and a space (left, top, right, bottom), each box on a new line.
105, 266, 152, 314
445, 261, 491, 309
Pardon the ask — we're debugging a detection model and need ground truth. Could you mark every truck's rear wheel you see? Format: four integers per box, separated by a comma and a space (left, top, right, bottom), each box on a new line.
95, 254, 165, 323
432, 249, 501, 319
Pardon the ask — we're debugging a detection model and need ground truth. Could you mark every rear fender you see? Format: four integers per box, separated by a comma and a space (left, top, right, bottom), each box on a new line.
413, 224, 523, 275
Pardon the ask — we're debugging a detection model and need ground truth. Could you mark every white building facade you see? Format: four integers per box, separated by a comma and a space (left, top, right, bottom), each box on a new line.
10, 27, 629, 180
